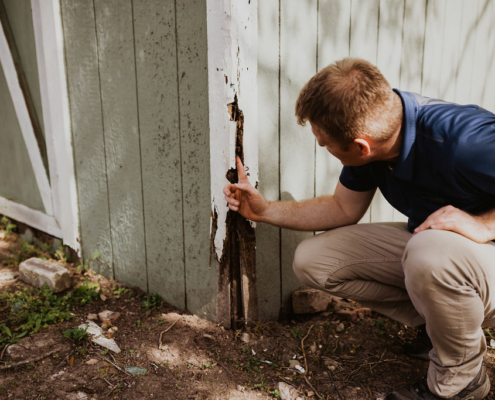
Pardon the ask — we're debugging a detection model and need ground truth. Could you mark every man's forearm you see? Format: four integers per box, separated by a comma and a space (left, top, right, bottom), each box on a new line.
260, 195, 359, 231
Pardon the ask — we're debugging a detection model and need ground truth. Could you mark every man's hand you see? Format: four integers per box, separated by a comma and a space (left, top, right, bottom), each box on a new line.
223, 157, 269, 222
414, 205, 494, 243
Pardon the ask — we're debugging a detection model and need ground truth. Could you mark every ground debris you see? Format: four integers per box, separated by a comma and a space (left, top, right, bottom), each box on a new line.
79, 321, 121, 353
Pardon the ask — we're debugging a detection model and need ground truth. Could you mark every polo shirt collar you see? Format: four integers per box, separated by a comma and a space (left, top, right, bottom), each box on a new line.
392, 89, 418, 181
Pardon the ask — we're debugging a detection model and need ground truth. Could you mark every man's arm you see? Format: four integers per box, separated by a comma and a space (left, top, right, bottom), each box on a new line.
414, 206, 495, 243
223, 157, 375, 231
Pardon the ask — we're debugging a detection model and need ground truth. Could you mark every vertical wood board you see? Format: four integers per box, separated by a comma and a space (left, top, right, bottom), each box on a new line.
350, 0, 380, 223
257, 0, 281, 320
454, 0, 479, 105
421, 0, 447, 99
60, 0, 113, 277
438, 0, 463, 102
399, 0, 426, 94
94, 0, 147, 290
133, 0, 185, 308
176, 0, 215, 320
280, 0, 317, 311
469, 0, 491, 107
315, 0, 351, 198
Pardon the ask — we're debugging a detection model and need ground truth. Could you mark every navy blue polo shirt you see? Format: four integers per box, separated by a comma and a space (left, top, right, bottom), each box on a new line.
339, 89, 495, 232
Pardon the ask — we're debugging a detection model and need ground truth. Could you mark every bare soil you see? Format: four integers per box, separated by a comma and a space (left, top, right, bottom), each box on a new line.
1, 228, 495, 400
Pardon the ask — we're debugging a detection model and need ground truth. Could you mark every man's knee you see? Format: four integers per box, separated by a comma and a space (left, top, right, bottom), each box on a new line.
403, 230, 458, 294
293, 236, 328, 288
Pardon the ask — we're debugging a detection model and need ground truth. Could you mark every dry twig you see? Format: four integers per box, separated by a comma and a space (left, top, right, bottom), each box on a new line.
100, 356, 132, 377
158, 319, 179, 348
0, 344, 8, 360
300, 324, 322, 399
0, 348, 60, 370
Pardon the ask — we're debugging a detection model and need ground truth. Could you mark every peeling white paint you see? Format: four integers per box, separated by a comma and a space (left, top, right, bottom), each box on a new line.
207, 0, 258, 260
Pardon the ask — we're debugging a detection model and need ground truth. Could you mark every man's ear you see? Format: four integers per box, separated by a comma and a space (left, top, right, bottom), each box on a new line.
353, 138, 371, 156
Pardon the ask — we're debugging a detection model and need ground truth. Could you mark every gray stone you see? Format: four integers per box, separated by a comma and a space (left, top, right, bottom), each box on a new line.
20, 229, 33, 244
52, 238, 62, 253
18, 258, 71, 292
292, 288, 335, 314
278, 382, 303, 400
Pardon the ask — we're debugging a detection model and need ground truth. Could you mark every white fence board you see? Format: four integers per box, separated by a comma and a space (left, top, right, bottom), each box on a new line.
280, 0, 318, 310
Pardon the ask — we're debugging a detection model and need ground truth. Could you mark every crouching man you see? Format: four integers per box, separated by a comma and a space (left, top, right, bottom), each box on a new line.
224, 58, 495, 399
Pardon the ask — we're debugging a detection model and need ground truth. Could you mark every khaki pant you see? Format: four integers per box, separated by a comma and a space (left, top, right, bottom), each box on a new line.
293, 223, 495, 398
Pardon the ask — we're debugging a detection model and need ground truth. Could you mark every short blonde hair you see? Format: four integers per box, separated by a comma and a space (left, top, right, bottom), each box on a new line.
295, 58, 401, 148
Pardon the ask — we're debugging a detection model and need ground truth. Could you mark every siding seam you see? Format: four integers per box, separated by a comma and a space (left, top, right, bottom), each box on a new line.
130, 0, 149, 293
174, 0, 188, 310
92, 0, 115, 279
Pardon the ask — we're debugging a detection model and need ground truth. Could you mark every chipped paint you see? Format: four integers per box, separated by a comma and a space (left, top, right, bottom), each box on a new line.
207, 0, 258, 325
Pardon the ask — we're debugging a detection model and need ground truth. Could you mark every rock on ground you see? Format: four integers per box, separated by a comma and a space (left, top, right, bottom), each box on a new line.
18, 257, 71, 292
292, 288, 336, 314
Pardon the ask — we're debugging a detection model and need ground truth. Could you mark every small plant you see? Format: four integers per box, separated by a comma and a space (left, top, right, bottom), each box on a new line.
0, 216, 16, 236
136, 320, 142, 329
290, 328, 302, 340
76, 252, 100, 273
157, 317, 164, 325
101, 348, 109, 355
140, 293, 163, 316
17, 241, 39, 263
63, 325, 89, 345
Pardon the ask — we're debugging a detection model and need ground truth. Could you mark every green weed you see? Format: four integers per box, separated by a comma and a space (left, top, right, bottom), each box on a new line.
290, 328, 302, 340
140, 293, 163, 316
0, 284, 99, 347
63, 325, 89, 345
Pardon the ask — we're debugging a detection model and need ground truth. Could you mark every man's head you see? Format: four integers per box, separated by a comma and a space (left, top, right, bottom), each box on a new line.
295, 58, 402, 164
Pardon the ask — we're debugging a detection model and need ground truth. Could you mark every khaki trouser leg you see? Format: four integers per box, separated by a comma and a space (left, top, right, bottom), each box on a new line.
403, 229, 495, 397
293, 223, 495, 398
293, 222, 424, 327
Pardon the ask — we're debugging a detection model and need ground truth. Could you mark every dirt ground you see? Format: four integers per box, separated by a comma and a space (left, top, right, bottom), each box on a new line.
1, 221, 495, 400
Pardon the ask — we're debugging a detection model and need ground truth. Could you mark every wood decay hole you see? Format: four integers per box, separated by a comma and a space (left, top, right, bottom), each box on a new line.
217, 95, 257, 329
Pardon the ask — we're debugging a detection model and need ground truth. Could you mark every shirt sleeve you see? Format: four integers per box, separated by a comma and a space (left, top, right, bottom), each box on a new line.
339, 165, 377, 192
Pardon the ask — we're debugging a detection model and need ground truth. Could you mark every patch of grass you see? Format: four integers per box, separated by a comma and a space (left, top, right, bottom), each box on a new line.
76, 251, 100, 273
0, 284, 99, 347
63, 325, 89, 345
16, 241, 39, 263
0, 216, 16, 236
140, 293, 163, 316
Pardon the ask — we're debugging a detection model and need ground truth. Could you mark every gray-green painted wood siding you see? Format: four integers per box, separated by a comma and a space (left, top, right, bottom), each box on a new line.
2, 0, 45, 143
176, 0, 215, 321
0, 62, 44, 212
60, 0, 113, 278
257, 0, 495, 314
61, 0, 212, 316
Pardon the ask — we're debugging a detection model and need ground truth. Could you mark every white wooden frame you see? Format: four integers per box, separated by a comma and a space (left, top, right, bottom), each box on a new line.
0, 18, 53, 216
0, 1, 80, 254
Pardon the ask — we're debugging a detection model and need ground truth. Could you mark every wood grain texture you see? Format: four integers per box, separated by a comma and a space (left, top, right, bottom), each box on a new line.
315, 0, 351, 198
480, 0, 495, 112
133, 0, 185, 309
3, 0, 45, 143
94, 0, 147, 290
0, 62, 45, 212
256, 0, 281, 320
60, 0, 113, 276
469, 0, 491, 107
374, 0, 404, 223
176, 0, 215, 321
438, 0, 463, 102
399, 0, 426, 94
422, 0, 447, 99
454, 0, 478, 105
350, 0, 380, 223
280, 0, 317, 312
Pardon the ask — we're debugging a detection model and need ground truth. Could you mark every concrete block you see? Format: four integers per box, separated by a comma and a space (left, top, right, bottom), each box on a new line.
292, 288, 335, 314
19, 257, 71, 292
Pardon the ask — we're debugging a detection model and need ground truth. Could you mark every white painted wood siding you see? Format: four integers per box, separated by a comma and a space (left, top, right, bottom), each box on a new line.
257, 0, 495, 315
